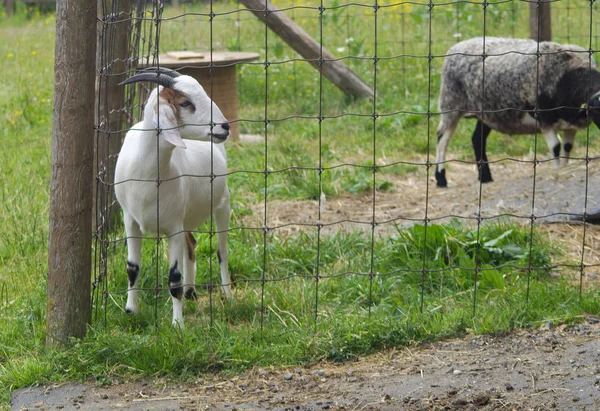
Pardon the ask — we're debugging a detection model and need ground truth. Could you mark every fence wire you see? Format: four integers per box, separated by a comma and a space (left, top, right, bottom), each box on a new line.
93, 0, 600, 332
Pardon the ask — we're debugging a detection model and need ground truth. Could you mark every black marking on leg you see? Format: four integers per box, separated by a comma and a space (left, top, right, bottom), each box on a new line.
435, 168, 447, 187
169, 261, 183, 299
472, 121, 493, 183
436, 129, 443, 142
125, 308, 133, 314
185, 288, 197, 300
127, 260, 139, 288
217, 249, 222, 264
564, 142, 573, 153
553, 143, 561, 159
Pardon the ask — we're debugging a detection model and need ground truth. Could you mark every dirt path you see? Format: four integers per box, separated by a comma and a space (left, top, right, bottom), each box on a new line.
246, 158, 600, 235
12, 319, 600, 410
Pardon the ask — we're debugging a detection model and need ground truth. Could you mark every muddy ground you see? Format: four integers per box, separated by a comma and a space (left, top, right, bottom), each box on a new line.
12, 158, 600, 410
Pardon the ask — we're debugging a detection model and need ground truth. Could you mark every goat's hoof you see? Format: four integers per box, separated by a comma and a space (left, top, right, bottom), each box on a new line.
185, 288, 197, 300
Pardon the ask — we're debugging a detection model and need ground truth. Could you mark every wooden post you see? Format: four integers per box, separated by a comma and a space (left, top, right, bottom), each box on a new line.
529, 0, 552, 42
47, 0, 97, 347
4, 0, 16, 15
239, 0, 374, 99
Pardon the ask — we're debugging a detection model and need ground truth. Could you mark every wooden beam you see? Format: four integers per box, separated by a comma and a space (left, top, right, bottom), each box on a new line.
529, 0, 552, 42
239, 0, 374, 99
47, 0, 96, 347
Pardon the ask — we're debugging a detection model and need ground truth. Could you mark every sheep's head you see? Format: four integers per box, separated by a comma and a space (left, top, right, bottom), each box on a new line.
121, 68, 230, 149
588, 92, 600, 129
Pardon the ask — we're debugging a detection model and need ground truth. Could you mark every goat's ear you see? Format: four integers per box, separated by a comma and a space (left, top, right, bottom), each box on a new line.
152, 103, 187, 149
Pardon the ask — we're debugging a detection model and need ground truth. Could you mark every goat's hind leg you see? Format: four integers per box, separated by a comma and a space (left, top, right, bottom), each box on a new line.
124, 214, 142, 314
168, 231, 186, 327
183, 231, 198, 300
214, 192, 232, 299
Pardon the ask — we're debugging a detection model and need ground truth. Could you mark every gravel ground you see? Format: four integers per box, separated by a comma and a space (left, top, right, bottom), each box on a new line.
12, 319, 600, 410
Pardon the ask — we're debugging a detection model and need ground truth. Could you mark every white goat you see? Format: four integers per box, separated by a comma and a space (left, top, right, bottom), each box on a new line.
114, 68, 232, 327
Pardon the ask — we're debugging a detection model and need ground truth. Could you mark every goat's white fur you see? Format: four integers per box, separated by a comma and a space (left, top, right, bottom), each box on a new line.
114, 73, 232, 327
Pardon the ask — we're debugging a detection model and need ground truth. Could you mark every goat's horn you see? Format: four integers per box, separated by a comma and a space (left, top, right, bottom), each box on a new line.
119, 73, 175, 88
139, 67, 181, 78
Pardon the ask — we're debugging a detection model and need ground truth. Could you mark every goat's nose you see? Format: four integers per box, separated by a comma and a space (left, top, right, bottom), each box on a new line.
222, 123, 230, 131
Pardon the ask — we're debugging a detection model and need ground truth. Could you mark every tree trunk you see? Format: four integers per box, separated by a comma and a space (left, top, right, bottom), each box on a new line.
47, 0, 97, 347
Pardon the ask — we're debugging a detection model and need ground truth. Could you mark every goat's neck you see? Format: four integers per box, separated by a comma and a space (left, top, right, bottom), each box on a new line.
138, 120, 177, 177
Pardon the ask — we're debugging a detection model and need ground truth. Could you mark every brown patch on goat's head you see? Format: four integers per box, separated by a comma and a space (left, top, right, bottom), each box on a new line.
158, 87, 195, 118
185, 232, 197, 263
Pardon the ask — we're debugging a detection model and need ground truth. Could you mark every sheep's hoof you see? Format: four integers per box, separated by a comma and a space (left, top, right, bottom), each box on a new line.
184, 288, 197, 300
435, 169, 448, 187
479, 172, 493, 184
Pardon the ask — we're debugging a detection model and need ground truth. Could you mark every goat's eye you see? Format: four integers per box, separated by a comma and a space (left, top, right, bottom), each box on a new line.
180, 101, 192, 108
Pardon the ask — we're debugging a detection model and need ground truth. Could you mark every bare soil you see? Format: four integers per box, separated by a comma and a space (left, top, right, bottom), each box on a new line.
12, 158, 600, 411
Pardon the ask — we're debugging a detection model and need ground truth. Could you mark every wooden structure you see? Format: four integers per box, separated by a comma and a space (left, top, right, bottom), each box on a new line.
47, 0, 96, 346
148, 51, 260, 141
239, 0, 374, 100
529, 0, 552, 42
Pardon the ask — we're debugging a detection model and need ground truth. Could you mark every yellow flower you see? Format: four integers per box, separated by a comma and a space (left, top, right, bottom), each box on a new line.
15, 109, 21, 115
31, 51, 36, 55
7, 53, 14, 58
41, 98, 47, 103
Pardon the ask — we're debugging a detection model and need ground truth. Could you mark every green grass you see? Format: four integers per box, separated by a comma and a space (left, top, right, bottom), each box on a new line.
2, 1, 600, 408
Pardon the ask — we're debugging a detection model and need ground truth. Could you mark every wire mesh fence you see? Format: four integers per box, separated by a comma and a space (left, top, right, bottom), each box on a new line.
92, 0, 600, 336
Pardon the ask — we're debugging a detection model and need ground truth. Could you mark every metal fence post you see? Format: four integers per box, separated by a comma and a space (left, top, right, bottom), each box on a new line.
46, 0, 97, 347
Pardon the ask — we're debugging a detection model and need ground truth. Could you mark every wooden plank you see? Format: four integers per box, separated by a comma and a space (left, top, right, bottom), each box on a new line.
239, 0, 374, 99
529, 0, 552, 42
47, 0, 96, 347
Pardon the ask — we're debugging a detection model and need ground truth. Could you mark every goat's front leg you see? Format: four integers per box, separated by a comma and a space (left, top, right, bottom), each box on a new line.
168, 231, 186, 328
124, 214, 143, 314
214, 192, 233, 299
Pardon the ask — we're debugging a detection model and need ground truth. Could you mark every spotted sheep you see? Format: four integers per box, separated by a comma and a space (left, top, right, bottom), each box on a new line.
435, 37, 600, 187
114, 68, 232, 328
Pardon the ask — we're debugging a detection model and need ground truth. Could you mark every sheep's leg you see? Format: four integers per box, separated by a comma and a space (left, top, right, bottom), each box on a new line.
541, 128, 561, 168
560, 130, 576, 166
124, 214, 142, 314
183, 232, 197, 300
471, 120, 493, 183
168, 232, 186, 328
214, 192, 233, 298
435, 118, 458, 187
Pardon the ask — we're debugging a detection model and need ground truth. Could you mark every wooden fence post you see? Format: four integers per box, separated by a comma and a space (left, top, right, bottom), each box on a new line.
529, 0, 552, 42
239, 0, 374, 99
47, 0, 97, 347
